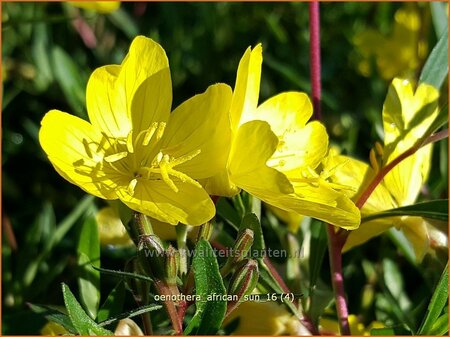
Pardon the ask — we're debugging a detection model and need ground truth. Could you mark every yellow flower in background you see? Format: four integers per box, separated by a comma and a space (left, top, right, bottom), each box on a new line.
353, 5, 427, 80
96, 207, 133, 246
39, 36, 232, 226
223, 300, 310, 335
319, 314, 384, 335
328, 79, 440, 261
40, 321, 68, 336
267, 204, 303, 234
69, 1, 120, 14
202, 45, 360, 230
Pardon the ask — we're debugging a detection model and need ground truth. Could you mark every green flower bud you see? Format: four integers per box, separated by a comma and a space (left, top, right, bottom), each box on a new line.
227, 259, 259, 314
138, 235, 165, 280
165, 245, 179, 285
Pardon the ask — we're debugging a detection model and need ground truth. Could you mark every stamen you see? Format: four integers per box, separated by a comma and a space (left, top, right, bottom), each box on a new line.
104, 151, 128, 163
169, 149, 201, 167
168, 169, 202, 189
369, 148, 379, 172
83, 139, 93, 158
159, 155, 178, 193
126, 131, 134, 154
155, 122, 166, 141
142, 122, 158, 146
127, 178, 138, 195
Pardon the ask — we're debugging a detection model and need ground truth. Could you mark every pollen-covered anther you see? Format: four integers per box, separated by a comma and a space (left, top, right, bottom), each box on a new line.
127, 178, 138, 195
104, 151, 128, 163
142, 122, 158, 146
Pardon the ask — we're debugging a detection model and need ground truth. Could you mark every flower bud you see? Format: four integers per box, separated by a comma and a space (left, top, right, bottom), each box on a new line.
165, 245, 179, 285
227, 259, 259, 314
230, 228, 254, 264
137, 235, 165, 280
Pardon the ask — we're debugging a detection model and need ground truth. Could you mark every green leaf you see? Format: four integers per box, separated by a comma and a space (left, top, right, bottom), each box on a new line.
418, 263, 448, 335
98, 304, 162, 327
308, 221, 329, 324
77, 216, 101, 319
62, 283, 113, 335
216, 198, 241, 231
419, 26, 448, 90
51, 46, 87, 117
239, 213, 265, 252
361, 200, 448, 223
97, 282, 126, 323
430, 2, 448, 39
93, 266, 153, 283
429, 310, 449, 336
108, 8, 139, 38
28, 303, 77, 334
184, 239, 227, 335
370, 326, 412, 335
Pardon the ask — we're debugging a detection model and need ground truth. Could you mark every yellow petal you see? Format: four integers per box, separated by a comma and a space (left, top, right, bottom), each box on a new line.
200, 167, 240, 197
130, 68, 172, 135
96, 207, 133, 246
223, 300, 305, 335
383, 79, 439, 150
39, 110, 118, 199
149, 217, 200, 241
160, 83, 232, 179
69, 2, 120, 13
86, 36, 171, 137
241, 92, 328, 173
230, 45, 262, 130
265, 183, 361, 230
229, 120, 294, 196
40, 321, 69, 336
344, 219, 393, 252
401, 216, 429, 262
116, 179, 215, 226
267, 204, 303, 233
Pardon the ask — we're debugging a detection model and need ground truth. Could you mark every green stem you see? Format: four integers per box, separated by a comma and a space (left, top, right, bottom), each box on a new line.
176, 224, 188, 276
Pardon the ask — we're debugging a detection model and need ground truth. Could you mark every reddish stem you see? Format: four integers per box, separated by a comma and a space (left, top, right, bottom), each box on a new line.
309, 2, 350, 334
309, 1, 322, 120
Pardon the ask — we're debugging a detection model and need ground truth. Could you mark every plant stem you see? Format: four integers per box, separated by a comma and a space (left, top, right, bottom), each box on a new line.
309, 2, 350, 334
309, 1, 322, 120
356, 128, 449, 209
326, 225, 351, 335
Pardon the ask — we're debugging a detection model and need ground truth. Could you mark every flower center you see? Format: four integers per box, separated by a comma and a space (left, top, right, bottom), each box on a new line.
76, 122, 201, 195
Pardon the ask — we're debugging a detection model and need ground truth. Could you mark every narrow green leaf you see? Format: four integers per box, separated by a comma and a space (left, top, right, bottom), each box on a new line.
77, 216, 100, 319
418, 263, 448, 335
216, 197, 241, 230
108, 8, 139, 38
51, 46, 87, 117
430, 2, 448, 38
428, 310, 449, 335
28, 303, 77, 334
361, 200, 448, 223
93, 266, 153, 283
184, 239, 227, 335
309, 221, 327, 293
97, 282, 126, 323
98, 304, 162, 327
62, 283, 113, 335
419, 26, 448, 90
371, 326, 412, 335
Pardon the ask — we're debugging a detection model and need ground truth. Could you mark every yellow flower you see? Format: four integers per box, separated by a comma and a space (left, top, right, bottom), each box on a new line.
223, 300, 310, 335
202, 45, 360, 230
353, 5, 427, 80
319, 314, 384, 335
96, 206, 133, 246
328, 79, 440, 261
267, 204, 303, 233
69, 1, 120, 14
39, 36, 232, 226
40, 321, 68, 335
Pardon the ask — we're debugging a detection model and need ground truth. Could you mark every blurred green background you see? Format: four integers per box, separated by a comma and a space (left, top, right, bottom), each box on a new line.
2, 2, 448, 334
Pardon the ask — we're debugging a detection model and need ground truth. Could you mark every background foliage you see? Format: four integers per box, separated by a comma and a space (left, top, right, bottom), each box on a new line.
2, 2, 448, 334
